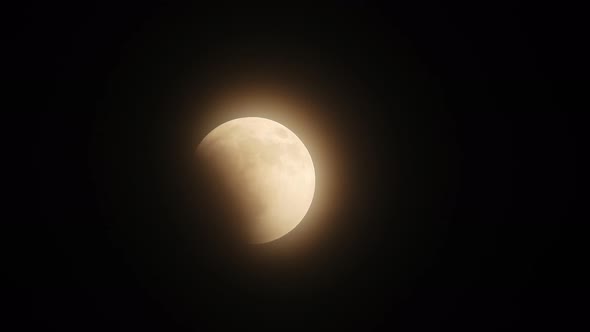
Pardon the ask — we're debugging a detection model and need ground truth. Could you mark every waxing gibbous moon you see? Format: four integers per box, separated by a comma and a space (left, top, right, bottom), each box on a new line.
196, 117, 315, 244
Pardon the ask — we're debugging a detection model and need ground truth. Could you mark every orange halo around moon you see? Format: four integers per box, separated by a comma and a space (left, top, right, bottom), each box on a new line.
184, 80, 348, 250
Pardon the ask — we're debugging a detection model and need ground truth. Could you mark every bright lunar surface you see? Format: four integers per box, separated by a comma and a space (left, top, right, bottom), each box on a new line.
197, 117, 315, 244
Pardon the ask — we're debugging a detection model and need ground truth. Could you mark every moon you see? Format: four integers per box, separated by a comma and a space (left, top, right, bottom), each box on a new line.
196, 117, 315, 244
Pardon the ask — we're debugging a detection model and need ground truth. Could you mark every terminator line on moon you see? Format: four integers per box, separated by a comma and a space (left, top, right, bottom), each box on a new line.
196, 117, 315, 244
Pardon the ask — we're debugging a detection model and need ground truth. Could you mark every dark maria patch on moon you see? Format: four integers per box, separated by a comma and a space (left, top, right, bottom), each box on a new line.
275, 127, 289, 139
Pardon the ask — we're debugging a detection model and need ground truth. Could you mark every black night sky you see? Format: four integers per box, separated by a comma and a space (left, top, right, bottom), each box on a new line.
32, 1, 583, 331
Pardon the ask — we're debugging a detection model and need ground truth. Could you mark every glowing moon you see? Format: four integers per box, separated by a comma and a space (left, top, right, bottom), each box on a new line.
197, 117, 315, 244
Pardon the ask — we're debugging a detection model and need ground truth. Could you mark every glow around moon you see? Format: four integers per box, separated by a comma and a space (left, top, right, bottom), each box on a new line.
197, 117, 315, 244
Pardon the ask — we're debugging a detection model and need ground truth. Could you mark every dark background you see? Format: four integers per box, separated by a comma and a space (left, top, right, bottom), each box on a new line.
32, 1, 583, 331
